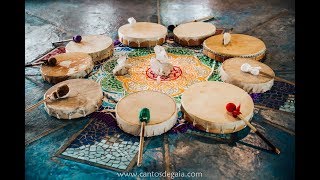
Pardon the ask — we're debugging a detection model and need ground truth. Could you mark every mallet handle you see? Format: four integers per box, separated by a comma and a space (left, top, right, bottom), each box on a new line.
137, 122, 146, 166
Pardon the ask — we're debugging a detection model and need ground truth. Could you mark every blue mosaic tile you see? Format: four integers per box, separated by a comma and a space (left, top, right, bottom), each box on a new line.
250, 81, 295, 113
56, 112, 149, 172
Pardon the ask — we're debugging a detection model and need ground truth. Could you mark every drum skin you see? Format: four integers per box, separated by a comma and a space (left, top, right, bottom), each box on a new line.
115, 91, 178, 137
43, 79, 103, 119
118, 22, 167, 47
173, 22, 216, 46
181, 81, 254, 134
40, 52, 94, 84
65, 35, 114, 64
219, 58, 274, 93
203, 34, 266, 62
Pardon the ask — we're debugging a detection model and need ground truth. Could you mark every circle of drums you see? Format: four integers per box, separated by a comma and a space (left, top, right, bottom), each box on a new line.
32, 17, 279, 150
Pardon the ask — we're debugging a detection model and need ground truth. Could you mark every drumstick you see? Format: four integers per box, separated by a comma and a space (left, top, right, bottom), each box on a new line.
226, 103, 280, 154
241, 63, 295, 86
137, 108, 150, 167
51, 35, 82, 46
25, 84, 70, 112
259, 71, 295, 86
190, 15, 215, 23
167, 15, 215, 32
25, 57, 57, 67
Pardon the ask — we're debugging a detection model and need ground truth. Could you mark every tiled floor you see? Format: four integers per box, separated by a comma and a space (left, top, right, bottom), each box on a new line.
25, 0, 295, 178
58, 113, 141, 171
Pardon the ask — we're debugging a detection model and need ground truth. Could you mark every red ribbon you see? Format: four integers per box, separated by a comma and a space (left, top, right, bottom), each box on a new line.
226, 103, 242, 118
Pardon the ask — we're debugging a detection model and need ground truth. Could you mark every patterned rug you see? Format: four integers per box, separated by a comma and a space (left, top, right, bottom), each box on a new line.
32, 40, 294, 172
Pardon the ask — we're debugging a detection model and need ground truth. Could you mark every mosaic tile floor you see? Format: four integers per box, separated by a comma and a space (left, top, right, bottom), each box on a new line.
56, 110, 252, 172
250, 81, 295, 113
35, 39, 295, 172
56, 112, 150, 172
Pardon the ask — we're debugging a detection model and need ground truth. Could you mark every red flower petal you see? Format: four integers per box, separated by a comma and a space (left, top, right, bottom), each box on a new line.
236, 104, 241, 112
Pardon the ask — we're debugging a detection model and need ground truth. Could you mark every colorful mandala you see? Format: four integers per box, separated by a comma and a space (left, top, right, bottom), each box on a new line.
113, 53, 212, 97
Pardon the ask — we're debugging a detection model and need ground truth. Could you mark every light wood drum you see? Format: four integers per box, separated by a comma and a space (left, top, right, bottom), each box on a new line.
115, 91, 178, 137
65, 35, 114, 64
219, 58, 274, 93
40, 52, 94, 84
44, 79, 103, 119
203, 34, 266, 62
118, 22, 167, 47
181, 81, 254, 134
173, 22, 216, 46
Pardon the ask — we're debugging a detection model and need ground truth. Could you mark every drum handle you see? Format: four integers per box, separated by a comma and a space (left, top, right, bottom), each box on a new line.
255, 130, 281, 154
25, 99, 47, 112
137, 122, 145, 167
260, 71, 295, 86
239, 114, 280, 154
137, 108, 150, 167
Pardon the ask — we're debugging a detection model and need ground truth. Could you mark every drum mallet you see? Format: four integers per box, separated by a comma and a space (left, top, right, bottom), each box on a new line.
226, 103, 280, 154
137, 108, 150, 166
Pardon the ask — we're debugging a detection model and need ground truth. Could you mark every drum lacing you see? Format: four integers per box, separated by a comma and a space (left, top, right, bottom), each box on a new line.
220, 126, 224, 134
81, 109, 86, 117
232, 125, 237, 133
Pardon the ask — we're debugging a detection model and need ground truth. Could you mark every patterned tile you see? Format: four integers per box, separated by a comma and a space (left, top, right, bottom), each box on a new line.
56, 112, 149, 172
250, 81, 295, 113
